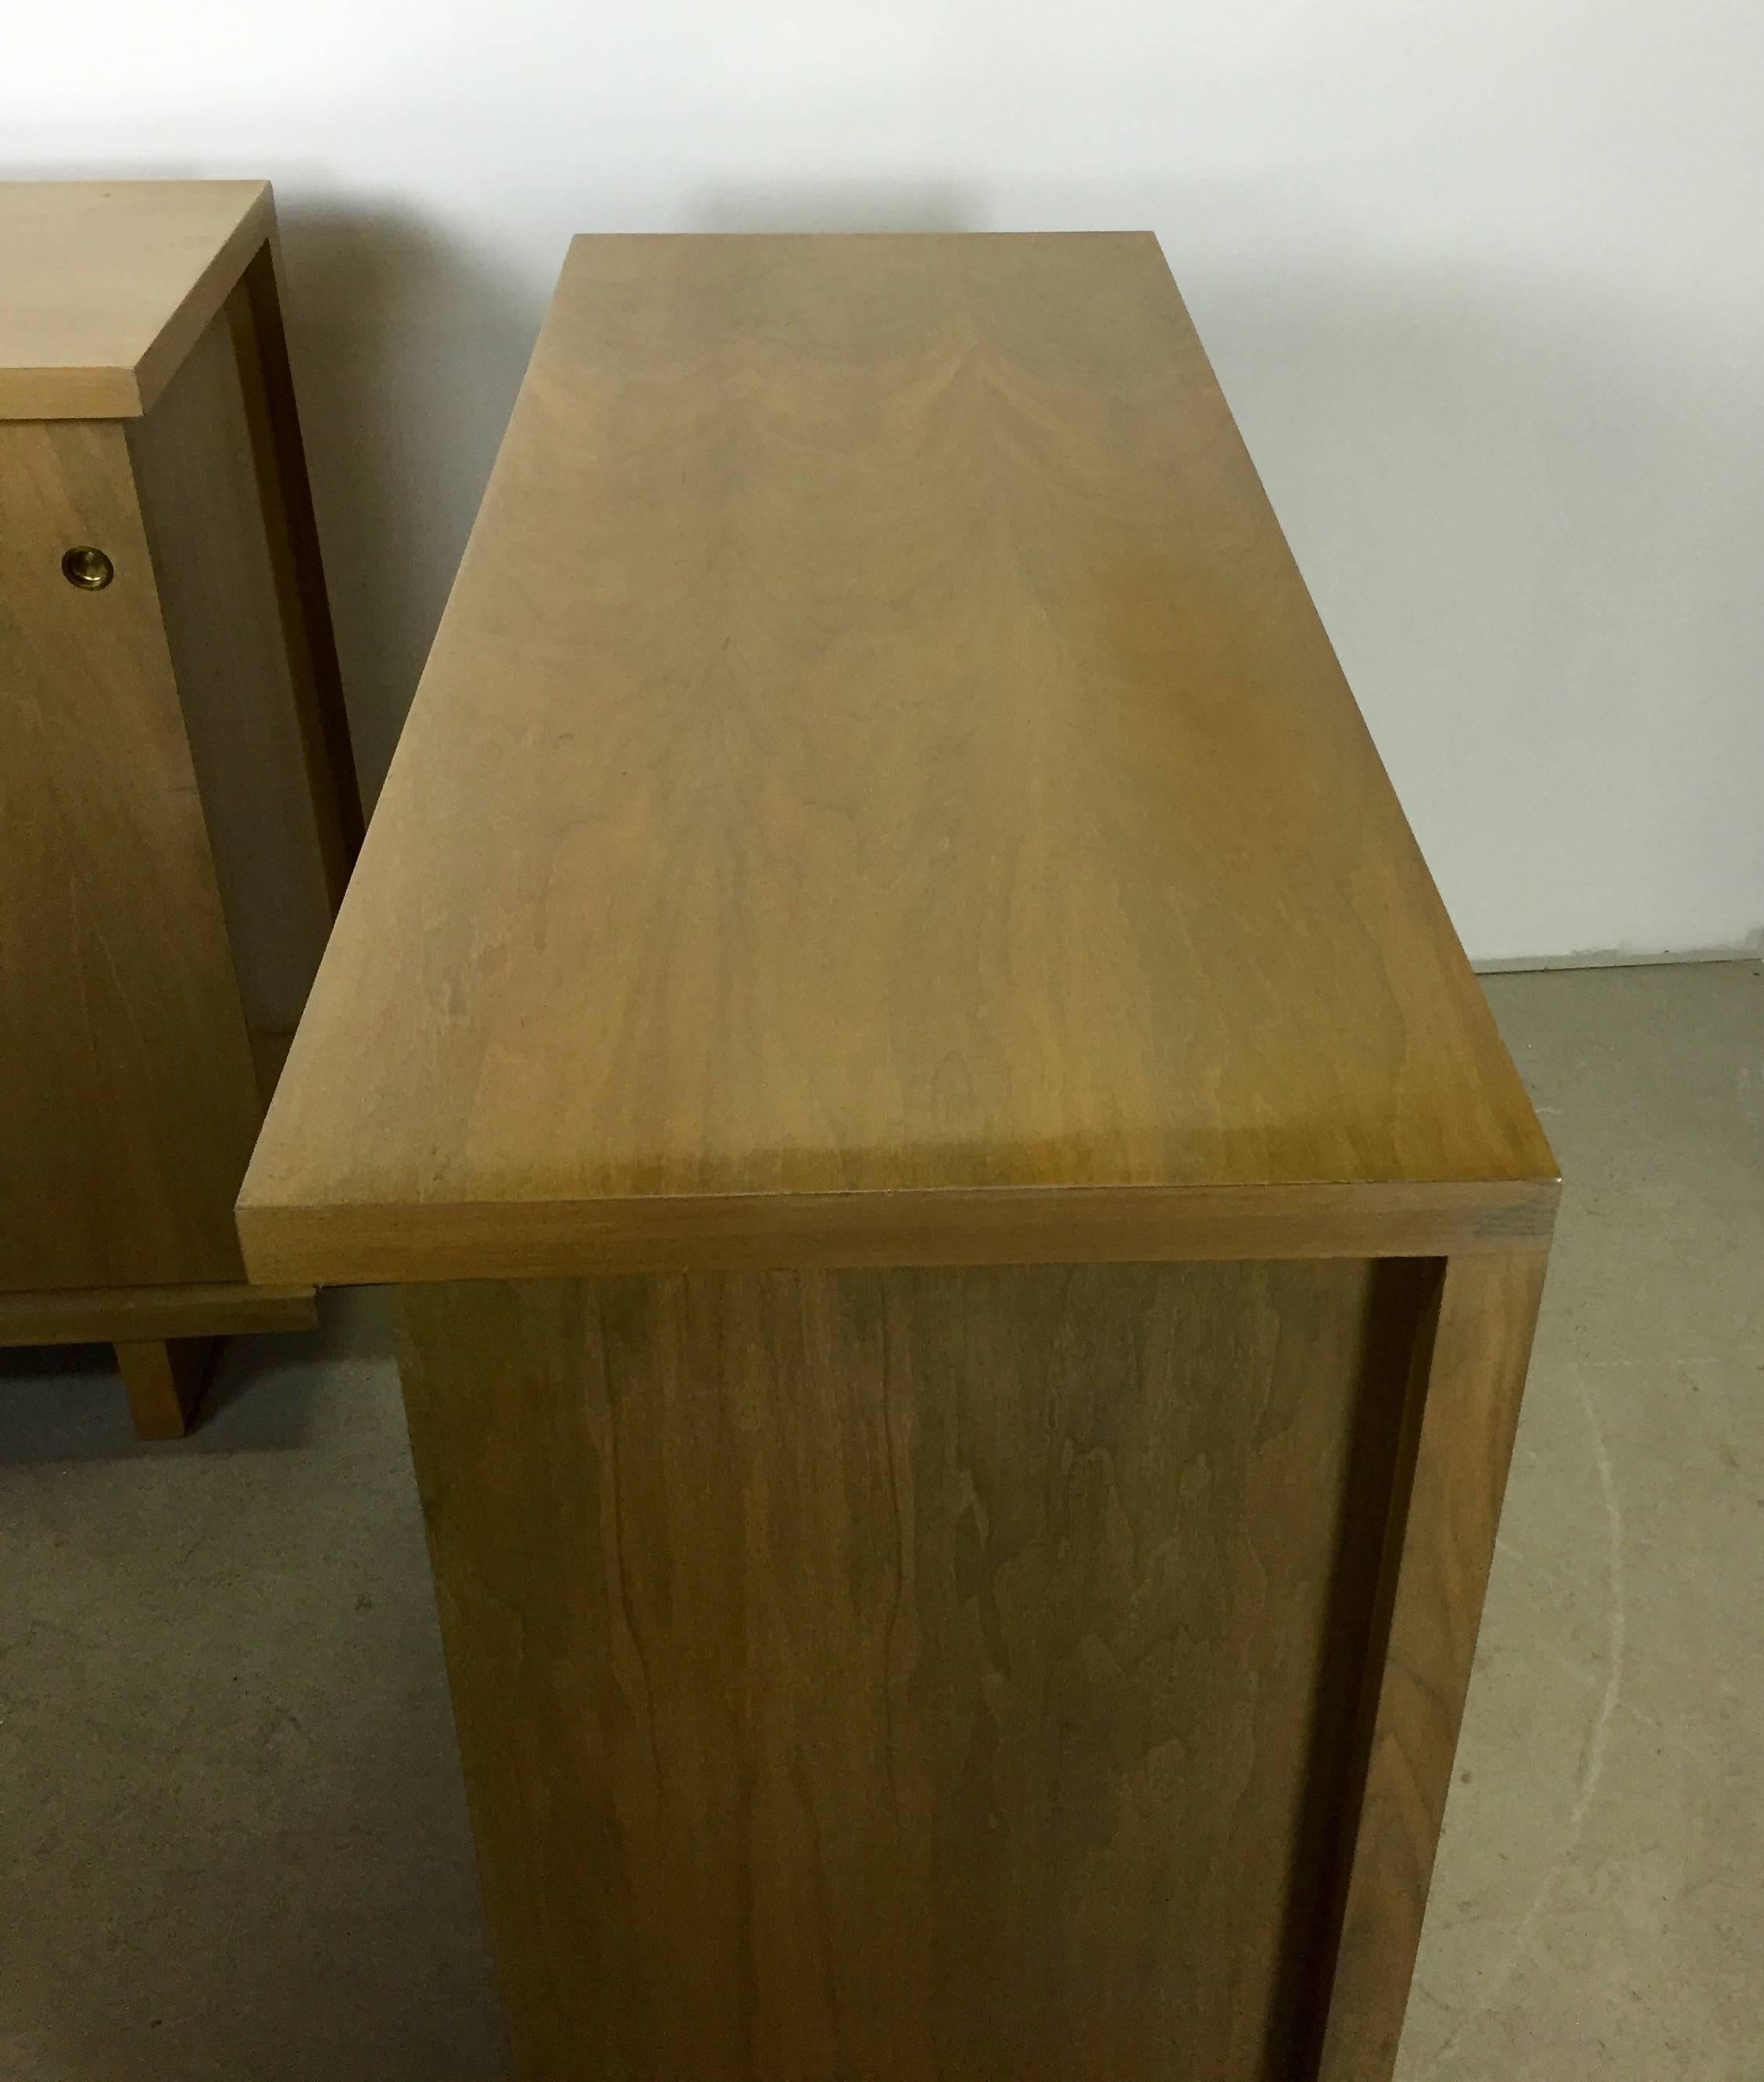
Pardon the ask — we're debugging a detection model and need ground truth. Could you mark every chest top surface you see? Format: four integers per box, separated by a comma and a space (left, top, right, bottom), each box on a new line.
240, 231, 1555, 1283
0, 180, 271, 418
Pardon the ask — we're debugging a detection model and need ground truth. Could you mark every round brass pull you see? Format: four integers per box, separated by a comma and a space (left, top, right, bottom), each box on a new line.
62, 546, 114, 590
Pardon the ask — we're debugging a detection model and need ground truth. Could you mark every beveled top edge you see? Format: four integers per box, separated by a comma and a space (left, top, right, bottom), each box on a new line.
0, 179, 272, 419
241, 230, 1558, 1272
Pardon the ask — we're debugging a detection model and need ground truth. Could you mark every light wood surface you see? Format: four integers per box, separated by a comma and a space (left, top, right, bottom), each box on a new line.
114, 1336, 218, 1441
127, 289, 338, 1045
1318, 1250, 1550, 2078
241, 232, 1555, 1287
0, 1282, 315, 1347
0, 417, 263, 1292
0, 181, 273, 419
396, 1256, 1434, 2080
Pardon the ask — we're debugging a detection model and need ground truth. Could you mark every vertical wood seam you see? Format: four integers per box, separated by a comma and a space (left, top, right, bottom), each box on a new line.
1297, 1256, 1447, 2078
1313, 1251, 1549, 2082
233, 238, 364, 903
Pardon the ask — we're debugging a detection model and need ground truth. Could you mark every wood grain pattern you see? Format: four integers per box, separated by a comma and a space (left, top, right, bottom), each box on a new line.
0, 181, 272, 419
114, 1335, 217, 1441
1315, 1250, 1550, 2080
241, 232, 1555, 1288
0, 1282, 315, 1347
396, 1257, 1437, 2080
0, 417, 263, 1292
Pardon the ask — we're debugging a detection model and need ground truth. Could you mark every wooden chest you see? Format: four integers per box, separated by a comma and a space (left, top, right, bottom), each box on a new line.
0, 181, 360, 1435
241, 231, 1556, 2077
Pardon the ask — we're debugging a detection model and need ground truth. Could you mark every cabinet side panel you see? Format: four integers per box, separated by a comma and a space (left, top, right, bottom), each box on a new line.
396, 1258, 1434, 2080
1317, 1249, 1550, 2082
0, 420, 259, 1290
127, 292, 338, 1093
232, 240, 364, 897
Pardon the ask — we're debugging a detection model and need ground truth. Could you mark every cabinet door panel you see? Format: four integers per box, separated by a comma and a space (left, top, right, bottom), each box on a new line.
0, 418, 262, 1290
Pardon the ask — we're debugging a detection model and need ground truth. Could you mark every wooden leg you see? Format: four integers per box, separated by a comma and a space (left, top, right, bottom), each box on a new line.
1316, 1250, 1550, 2080
116, 1335, 219, 1440
395, 1260, 1437, 2080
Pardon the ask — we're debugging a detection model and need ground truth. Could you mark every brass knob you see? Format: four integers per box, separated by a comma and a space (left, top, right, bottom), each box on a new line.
62, 546, 114, 590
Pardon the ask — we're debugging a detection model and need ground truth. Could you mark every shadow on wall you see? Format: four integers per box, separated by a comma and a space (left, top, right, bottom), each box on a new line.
274, 201, 539, 803
690, 179, 975, 233
304, 175, 1762, 959
287, 184, 976, 803
286, 183, 977, 803
6, 160, 1756, 953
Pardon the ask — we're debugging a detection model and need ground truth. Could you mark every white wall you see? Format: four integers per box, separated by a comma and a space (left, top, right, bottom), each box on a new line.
8, 0, 1762, 964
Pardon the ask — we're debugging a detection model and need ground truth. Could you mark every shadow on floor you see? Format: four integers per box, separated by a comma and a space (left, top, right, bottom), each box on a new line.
0, 1286, 395, 1465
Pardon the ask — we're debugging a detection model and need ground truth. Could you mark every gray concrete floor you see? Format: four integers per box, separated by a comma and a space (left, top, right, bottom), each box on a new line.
2, 961, 1759, 2080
